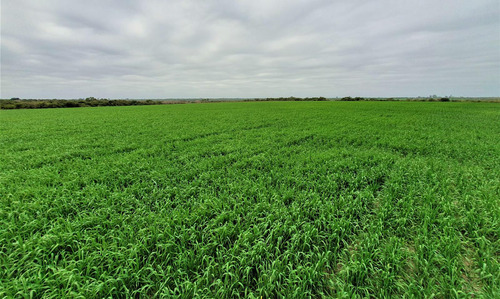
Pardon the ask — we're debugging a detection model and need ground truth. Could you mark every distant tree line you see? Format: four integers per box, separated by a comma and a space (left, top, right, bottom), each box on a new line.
245, 96, 328, 102
339, 96, 451, 102
3, 96, 494, 110
339, 97, 365, 101
0, 97, 162, 109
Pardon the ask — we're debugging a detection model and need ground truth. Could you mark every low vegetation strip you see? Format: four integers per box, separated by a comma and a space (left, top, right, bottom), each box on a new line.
2, 96, 499, 109
0, 97, 163, 109
0, 102, 498, 297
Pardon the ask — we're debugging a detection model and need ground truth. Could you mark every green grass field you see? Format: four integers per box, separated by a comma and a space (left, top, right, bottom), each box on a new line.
1, 102, 499, 298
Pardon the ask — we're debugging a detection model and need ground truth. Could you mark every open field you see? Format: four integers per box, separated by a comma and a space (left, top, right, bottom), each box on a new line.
0, 102, 499, 297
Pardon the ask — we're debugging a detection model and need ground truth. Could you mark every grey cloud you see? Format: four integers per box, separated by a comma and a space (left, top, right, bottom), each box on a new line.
1, 0, 499, 98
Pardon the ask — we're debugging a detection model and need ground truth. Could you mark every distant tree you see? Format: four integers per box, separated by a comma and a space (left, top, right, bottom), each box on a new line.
340, 97, 364, 101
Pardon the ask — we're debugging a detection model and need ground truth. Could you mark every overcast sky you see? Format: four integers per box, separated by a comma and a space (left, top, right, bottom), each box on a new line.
1, 0, 499, 99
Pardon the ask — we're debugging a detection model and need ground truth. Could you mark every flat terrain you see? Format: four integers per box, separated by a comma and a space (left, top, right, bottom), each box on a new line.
1, 102, 499, 297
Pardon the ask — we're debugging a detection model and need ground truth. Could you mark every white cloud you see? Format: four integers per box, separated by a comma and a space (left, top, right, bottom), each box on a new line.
1, 0, 499, 98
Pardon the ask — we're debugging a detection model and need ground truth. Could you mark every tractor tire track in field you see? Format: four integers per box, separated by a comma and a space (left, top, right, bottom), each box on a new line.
174, 123, 274, 143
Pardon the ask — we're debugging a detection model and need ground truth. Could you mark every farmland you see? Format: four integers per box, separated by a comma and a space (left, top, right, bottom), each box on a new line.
0, 101, 499, 297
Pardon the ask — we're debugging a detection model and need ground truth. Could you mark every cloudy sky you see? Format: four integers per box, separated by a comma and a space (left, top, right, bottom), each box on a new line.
1, 0, 499, 99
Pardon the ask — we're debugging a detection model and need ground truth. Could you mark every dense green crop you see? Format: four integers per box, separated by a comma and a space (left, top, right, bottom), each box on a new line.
1, 102, 499, 297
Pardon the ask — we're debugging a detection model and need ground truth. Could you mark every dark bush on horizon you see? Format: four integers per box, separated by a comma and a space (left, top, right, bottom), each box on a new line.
340, 97, 365, 101
247, 97, 327, 102
0, 98, 162, 109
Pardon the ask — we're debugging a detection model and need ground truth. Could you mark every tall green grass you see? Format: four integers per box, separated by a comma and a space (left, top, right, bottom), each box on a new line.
1, 102, 499, 297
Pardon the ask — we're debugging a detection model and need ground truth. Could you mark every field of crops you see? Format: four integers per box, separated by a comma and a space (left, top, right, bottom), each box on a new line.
1, 101, 499, 297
